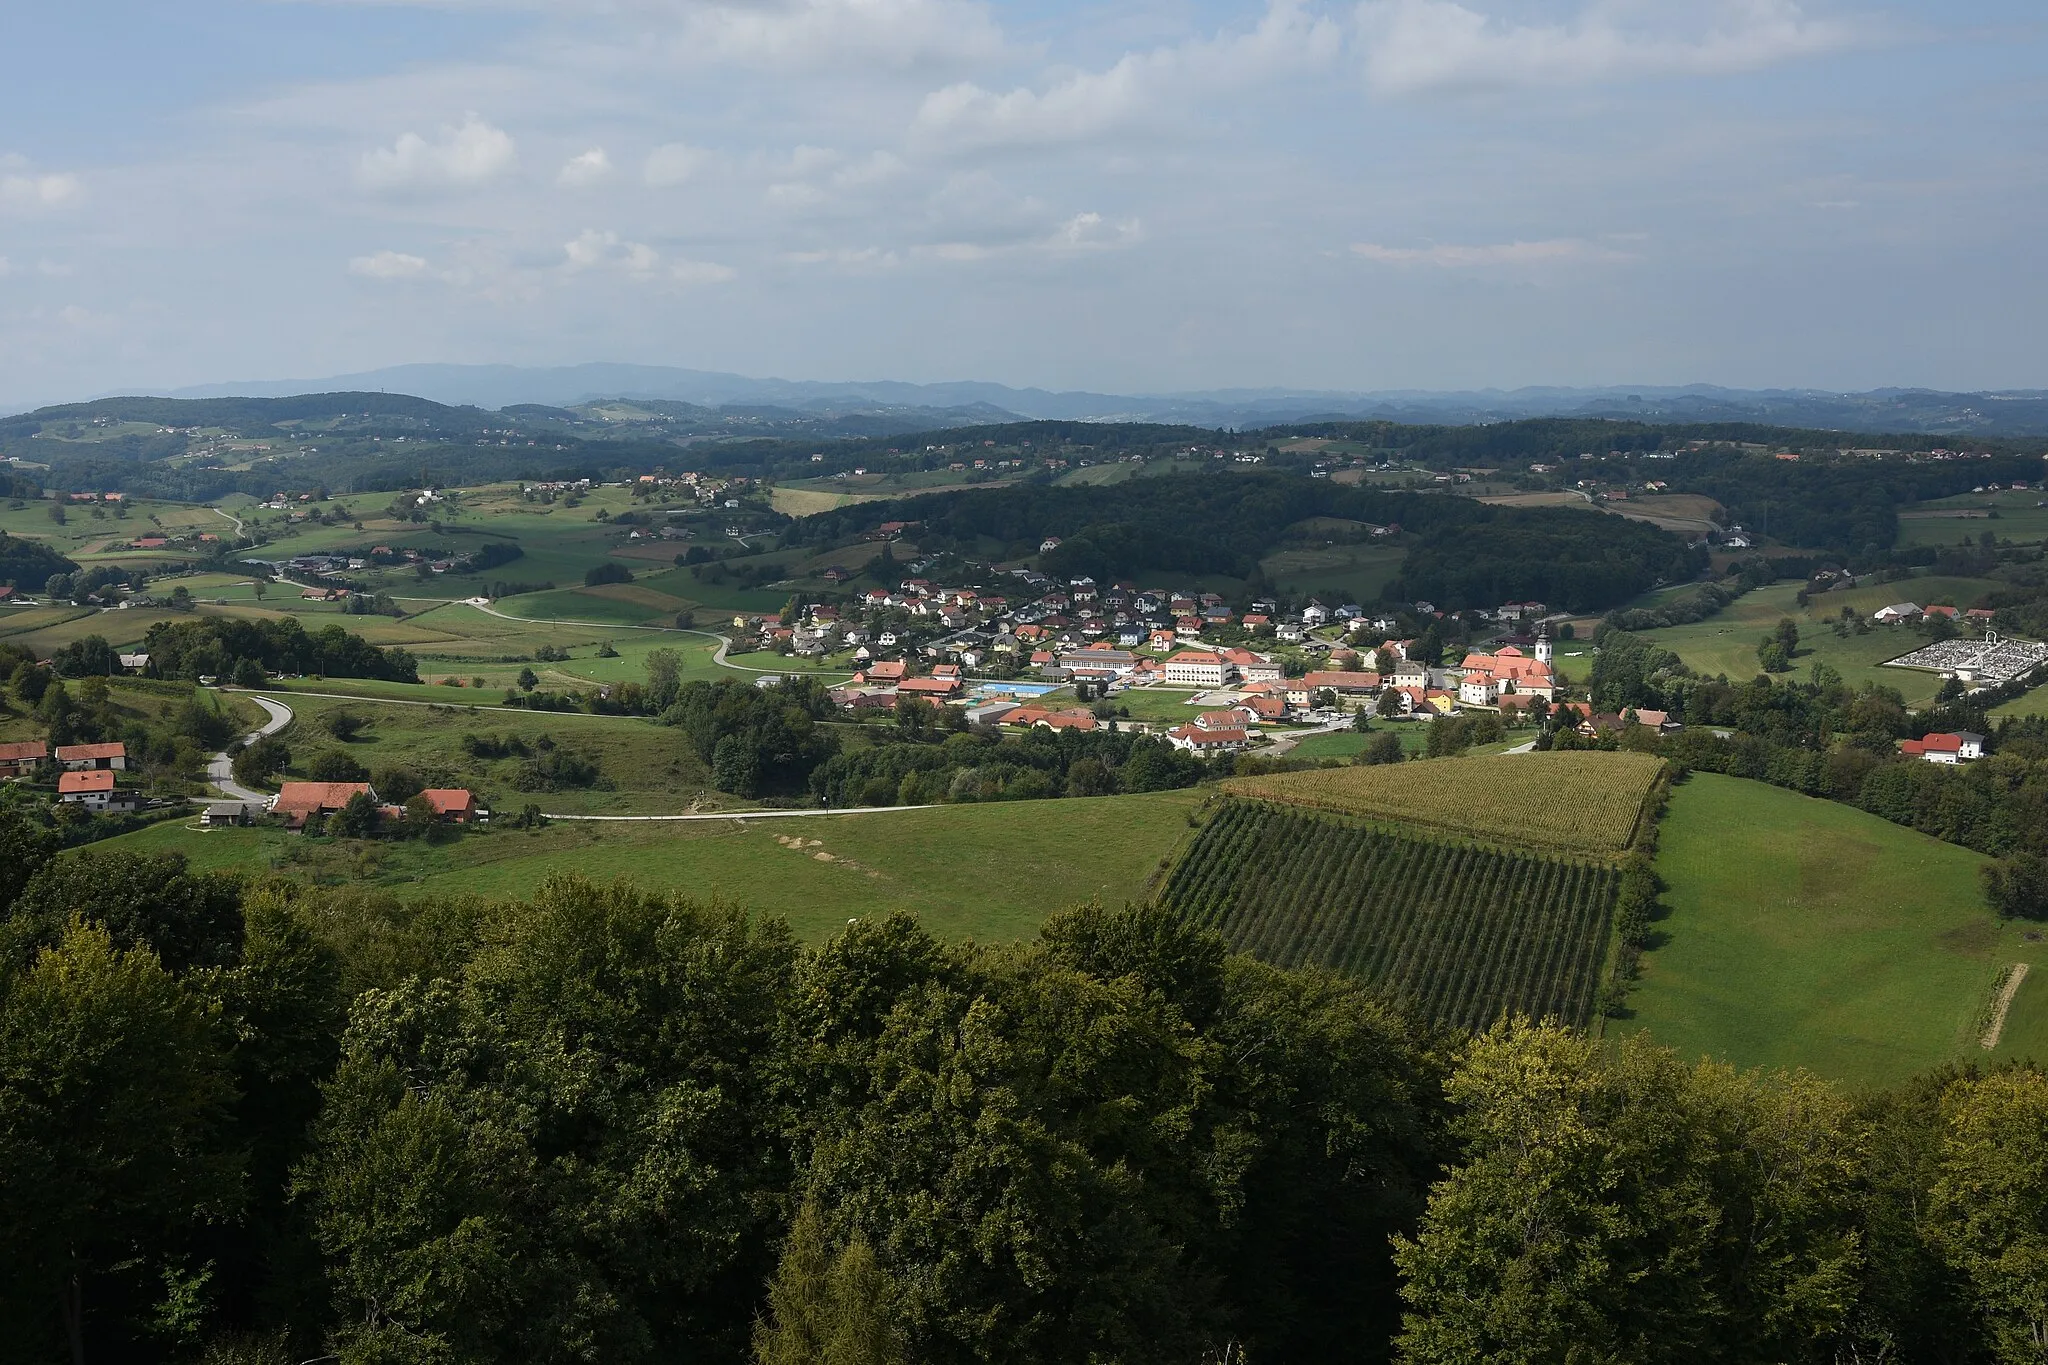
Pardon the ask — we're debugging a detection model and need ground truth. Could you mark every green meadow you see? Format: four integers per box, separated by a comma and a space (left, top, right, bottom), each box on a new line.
92, 788, 1205, 945
1626, 773, 2047, 1086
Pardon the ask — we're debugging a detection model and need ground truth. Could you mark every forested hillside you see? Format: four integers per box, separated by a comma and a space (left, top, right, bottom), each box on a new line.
1, 826, 2044, 1365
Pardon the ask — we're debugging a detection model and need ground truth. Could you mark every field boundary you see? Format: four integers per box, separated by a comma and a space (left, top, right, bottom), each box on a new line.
1979, 962, 2030, 1050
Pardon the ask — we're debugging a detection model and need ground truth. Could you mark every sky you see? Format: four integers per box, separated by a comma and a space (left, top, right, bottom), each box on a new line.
1, 0, 2044, 406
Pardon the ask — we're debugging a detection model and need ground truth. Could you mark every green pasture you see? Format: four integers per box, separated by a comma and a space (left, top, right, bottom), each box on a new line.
95, 787, 1204, 945
1626, 773, 2046, 1087
1632, 577, 2002, 704
255, 689, 711, 815
1897, 488, 2048, 548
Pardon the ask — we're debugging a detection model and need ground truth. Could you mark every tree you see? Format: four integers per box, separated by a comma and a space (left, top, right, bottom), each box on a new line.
1758, 639, 1792, 673
516, 665, 540, 692
713, 733, 762, 797
1394, 1022, 1865, 1365
305, 750, 367, 783
1352, 706, 1373, 733
249, 578, 266, 603
231, 736, 290, 790
0, 921, 240, 1365
319, 711, 366, 742
1928, 1069, 2048, 1363
644, 648, 681, 710
232, 657, 264, 688
755, 1200, 907, 1365
329, 791, 378, 839
1356, 731, 1405, 766
1983, 853, 2048, 920
1377, 688, 1406, 719
403, 793, 439, 840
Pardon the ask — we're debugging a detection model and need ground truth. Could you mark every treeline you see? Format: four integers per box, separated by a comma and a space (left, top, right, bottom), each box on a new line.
0, 529, 77, 588
809, 715, 1208, 805
798, 473, 1701, 611
1661, 447, 2046, 555
143, 618, 420, 684
1391, 507, 1707, 613
2, 833, 2045, 1365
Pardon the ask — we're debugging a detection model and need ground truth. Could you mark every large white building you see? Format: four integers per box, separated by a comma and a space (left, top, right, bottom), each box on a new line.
1164, 650, 1230, 687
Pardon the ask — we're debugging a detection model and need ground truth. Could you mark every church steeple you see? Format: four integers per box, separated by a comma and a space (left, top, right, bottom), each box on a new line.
1534, 624, 1553, 665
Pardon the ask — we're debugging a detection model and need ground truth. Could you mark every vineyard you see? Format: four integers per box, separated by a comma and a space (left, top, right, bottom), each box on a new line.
1159, 801, 1618, 1029
1220, 750, 1665, 857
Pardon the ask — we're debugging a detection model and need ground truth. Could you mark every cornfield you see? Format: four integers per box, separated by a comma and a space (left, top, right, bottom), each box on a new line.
1220, 750, 1665, 857
1159, 801, 1617, 1030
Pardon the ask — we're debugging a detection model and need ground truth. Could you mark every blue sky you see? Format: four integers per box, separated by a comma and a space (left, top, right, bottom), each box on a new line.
2, 0, 2043, 405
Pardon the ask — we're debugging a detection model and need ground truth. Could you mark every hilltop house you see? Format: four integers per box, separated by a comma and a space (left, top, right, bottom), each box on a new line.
1900, 731, 1984, 764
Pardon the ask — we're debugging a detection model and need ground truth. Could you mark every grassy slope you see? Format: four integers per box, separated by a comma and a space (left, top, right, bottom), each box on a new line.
257, 689, 715, 815
97, 788, 1203, 944
1627, 773, 2048, 1086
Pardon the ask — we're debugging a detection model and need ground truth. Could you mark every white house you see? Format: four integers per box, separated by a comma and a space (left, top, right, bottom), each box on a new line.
1164, 650, 1230, 687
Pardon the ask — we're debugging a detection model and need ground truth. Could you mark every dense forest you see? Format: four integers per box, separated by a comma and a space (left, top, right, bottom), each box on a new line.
141, 618, 420, 684
0, 825, 2044, 1365
0, 530, 78, 589
797, 473, 1704, 610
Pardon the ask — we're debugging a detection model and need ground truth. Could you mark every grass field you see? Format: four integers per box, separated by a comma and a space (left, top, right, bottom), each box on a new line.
1257, 543, 1407, 603
1631, 577, 2002, 705
1897, 489, 2048, 548
91, 788, 1204, 944
1161, 801, 1616, 1029
254, 689, 715, 815
1222, 750, 1664, 857
1625, 773, 2048, 1086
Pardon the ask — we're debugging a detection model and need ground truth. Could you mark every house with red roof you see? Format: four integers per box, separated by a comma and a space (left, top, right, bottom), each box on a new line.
58, 769, 137, 812
56, 742, 126, 771
1166, 723, 1249, 753
0, 740, 47, 778
1900, 731, 1983, 764
272, 781, 378, 828
418, 788, 484, 822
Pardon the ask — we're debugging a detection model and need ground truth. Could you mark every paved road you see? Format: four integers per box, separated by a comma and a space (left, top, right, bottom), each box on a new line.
204, 694, 293, 802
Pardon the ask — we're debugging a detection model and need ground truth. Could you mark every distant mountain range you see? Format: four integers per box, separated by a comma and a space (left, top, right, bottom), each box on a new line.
46, 362, 2048, 435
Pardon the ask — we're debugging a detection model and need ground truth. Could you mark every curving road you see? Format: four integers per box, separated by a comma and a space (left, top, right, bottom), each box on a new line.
204, 694, 293, 802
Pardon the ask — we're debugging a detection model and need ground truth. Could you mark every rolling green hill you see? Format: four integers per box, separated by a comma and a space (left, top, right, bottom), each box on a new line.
1624, 772, 2048, 1086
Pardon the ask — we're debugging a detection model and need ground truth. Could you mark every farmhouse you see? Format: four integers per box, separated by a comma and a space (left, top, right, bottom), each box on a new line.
418, 788, 484, 823
56, 742, 127, 771
1872, 602, 1922, 623
1166, 723, 1250, 754
272, 781, 379, 828
58, 769, 138, 813
1899, 731, 1984, 764
0, 740, 47, 778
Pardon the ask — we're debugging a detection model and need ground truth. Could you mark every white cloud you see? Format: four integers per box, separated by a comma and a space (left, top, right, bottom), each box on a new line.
912, 0, 1340, 150
348, 250, 433, 279
564, 229, 660, 273
670, 258, 739, 284
0, 171, 82, 210
557, 147, 613, 187
1349, 237, 1620, 265
1356, 0, 1861, 97
644, 142, 711, 187
561, 229, 733, 285
668, 0, 1004, 71
1053, 211, 1143, 250
357, 114, 516, 190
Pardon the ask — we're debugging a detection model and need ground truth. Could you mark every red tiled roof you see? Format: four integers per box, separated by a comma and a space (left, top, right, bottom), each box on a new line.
55, 742, 126, 761
0, 741, 48, 762
59, 769, 115, 793
273, 781, 373, 812
420, 788, 477, 814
